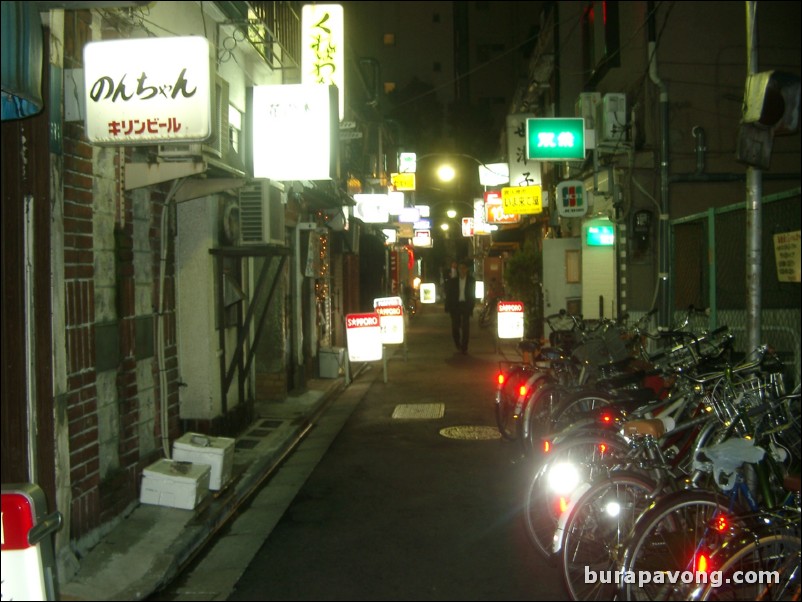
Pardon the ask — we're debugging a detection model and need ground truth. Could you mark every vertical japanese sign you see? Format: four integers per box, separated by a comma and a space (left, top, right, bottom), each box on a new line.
302, 4, 344, 121
773, 230, 801, 282
506, 113, 541, 187
346, 313, 383, 361
83, 36, 213, 144
389, 251, 399, 295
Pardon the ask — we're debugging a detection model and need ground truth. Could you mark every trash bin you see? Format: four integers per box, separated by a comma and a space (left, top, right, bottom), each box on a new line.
319, 347, 345, 378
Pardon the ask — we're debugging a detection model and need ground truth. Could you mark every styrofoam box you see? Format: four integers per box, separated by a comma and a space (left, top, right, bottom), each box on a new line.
172, 432, 235, 491
140, 459, 210, 510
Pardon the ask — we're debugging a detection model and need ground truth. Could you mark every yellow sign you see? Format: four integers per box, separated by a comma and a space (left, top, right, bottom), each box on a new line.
501, 185, 542, 214
391, 172, 416, 191
773, 230, 801, 283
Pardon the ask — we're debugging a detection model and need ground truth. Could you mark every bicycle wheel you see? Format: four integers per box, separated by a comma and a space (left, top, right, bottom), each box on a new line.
619, 488, 736, 601
523, 432, 630, 560
520, 379, 560, 458
495, 365, 530, 440
560, 471, 659, 601
698, 532, 801, 601
551, 388, 616, 435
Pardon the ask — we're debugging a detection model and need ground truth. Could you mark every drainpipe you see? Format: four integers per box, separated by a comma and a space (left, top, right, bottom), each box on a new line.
692, 126, 706, 174
648, 3, 671, 331
745, 2, 762, 353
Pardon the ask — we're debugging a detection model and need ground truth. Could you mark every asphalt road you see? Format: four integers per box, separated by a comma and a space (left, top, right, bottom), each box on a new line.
159, 303, 571, 601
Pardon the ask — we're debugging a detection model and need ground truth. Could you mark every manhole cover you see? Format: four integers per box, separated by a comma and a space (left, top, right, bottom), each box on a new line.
392, 403, 445, 420
439, 426, 502, 440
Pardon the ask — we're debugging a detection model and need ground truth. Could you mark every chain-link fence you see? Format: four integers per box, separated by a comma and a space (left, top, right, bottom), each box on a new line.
670, 187, 801, 387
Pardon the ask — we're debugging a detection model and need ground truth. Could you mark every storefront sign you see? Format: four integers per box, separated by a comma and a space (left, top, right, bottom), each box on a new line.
502, 185, 543, 215
346, 313, 383, 361
302, 4, 344, 121
497, 300, 524, 339
373, 297, 405, 345
83, 36, 213, 144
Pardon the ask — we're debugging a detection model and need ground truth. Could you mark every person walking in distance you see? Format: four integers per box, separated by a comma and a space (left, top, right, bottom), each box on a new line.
445, 259, 476, 354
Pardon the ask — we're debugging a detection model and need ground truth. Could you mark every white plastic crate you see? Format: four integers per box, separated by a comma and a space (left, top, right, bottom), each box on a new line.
172, 432, 235, 491
140, 459, 210, 510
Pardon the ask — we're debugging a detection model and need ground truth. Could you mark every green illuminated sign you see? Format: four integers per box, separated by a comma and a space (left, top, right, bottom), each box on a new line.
526, 118, 586, 161
586, 222, 615, 246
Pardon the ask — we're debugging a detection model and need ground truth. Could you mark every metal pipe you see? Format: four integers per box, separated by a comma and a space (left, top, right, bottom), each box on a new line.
648, 22, 670, 331
692, 126, 706, 174
745, 2, 762, 353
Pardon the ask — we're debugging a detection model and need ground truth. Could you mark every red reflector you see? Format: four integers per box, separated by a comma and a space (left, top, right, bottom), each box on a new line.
497, 373, 505, 386
559, 497, 569, 514
543, 440, 551, 453
712, 515, 728, 532
696, 553, 709, 573
518, 385, 528, 397
601, 414, 612, 423
599, 443, 608, 453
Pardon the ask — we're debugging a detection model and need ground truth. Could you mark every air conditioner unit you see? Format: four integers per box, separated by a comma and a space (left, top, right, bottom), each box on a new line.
596, 93, 627, 146
157, 75, 229, 160
239, 180, 287, 246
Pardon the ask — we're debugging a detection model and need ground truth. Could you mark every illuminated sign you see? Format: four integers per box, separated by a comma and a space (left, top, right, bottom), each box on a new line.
345, 313, 382, 361
252, 84, 338, 180
398, 152, 417, 173
391, 172, 416, 191
302, 4, 345, 121
526, 118, 586, 161
555, 180, 587, 218
373, 297, 405, 345
484, 191, 520, 224
478, 162, 509, 186
462, 217, 474, 237
501, 185, 543, 215
497, 300, 524, 339
585, 220, 615, 246
83, 36, 213, 144
419, 283, 437, 304
353, 194, 390, 223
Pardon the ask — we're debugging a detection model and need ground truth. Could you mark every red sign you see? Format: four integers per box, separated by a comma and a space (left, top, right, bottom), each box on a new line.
346, 313, 380, 328
484, 191, 520, 224
375, 305, 403, 317
389, 251, 399, 295
498, 300, 524, 313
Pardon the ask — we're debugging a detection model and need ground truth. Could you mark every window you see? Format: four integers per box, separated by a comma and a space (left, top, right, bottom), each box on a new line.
384, 82, 396, 94
581, 1, 620, 87
228, 104, 242, 155
383, 33, 395, 46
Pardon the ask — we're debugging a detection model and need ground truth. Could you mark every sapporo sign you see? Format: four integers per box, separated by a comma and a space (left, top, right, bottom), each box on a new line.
501, 185, 542, 215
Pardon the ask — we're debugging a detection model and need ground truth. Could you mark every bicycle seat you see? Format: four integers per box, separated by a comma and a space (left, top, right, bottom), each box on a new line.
623, 418, 666, 438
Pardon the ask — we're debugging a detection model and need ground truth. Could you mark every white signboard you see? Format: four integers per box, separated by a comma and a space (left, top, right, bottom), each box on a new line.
252, 84, 338, 180
419, 283, 437, 304
373, 297, 405, 345
83, 36, 213, 144
497, 300, 525, 339
353, 194, 390, 223
302, 4, 345, 121
346, 313, 383, 362
507, 113, 542, 187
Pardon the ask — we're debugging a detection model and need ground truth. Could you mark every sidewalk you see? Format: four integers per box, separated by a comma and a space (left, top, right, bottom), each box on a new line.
58, 366, 368, 601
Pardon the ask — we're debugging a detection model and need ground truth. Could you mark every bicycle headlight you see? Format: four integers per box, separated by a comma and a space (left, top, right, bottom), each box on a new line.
546, 462, 581, 495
